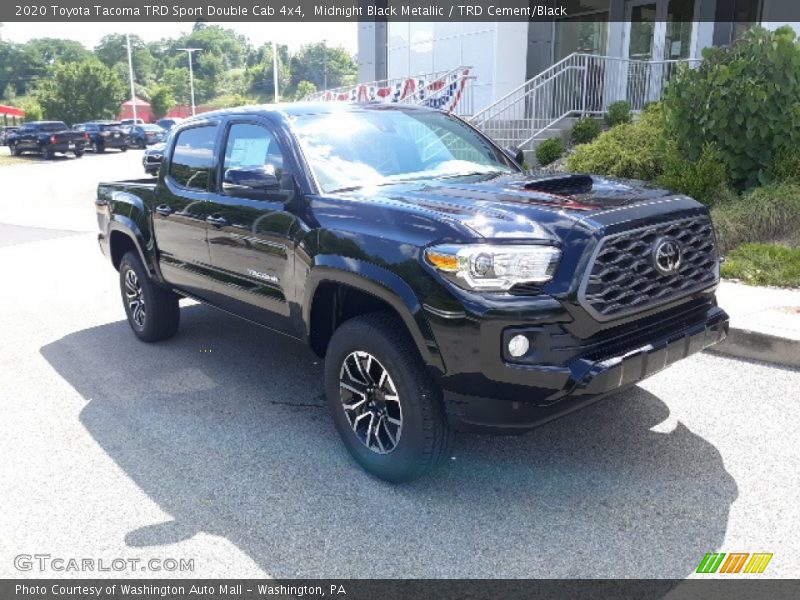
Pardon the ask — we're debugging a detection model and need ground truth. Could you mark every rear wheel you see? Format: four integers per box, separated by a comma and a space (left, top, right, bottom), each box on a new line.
324, 311, 453, 482
73, 149, 84, 158
119, 251, 180, 342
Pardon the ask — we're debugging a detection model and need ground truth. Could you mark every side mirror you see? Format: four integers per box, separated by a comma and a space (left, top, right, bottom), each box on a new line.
223, 166, 280, 196
504, 146, 525, 166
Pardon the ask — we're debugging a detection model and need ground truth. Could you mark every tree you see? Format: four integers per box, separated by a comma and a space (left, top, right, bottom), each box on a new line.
25, 38, 92, 65
295, 80, 317, 100
161, 68, 191, 106
289, 43, 357, 91
95, 34, 155, 85
18, 97, 44, 121
245, 43, 290, 100
35, 60, 125, 125
149, 85, 175, 120
665, 26, 800, 189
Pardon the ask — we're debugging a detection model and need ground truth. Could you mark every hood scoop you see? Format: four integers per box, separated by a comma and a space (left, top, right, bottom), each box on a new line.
519, 173, 594, 196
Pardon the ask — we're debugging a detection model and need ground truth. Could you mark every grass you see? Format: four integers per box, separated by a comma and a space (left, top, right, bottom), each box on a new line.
0, 153, 26, 167
711, 184, 800, 254
721, 243, 800, 287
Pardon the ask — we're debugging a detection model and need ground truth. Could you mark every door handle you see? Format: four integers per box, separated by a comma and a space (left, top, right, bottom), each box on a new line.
206, 214, 228, 227
155, 204, 174, 216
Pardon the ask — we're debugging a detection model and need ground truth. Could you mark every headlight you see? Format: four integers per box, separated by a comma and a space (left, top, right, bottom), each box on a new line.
424, 244, 561, 291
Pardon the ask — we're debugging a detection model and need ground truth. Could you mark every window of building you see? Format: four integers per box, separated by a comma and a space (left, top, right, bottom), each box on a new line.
554, 7, 610, 62
169, 125, 218, 191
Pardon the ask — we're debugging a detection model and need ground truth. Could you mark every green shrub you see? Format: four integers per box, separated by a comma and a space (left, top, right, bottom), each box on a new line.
721, 243, 800, 287
711, 184, 800, 254
605, 101, 632, 127
658, 142, 733, 205
567, 103, 665, 180
570, 117, 602, 145
664, 26, 800, 190
768, 145, 800, 185
535, 137, 565, 166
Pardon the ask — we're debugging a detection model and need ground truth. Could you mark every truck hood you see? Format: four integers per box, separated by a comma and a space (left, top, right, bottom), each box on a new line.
333, 172, 699, 241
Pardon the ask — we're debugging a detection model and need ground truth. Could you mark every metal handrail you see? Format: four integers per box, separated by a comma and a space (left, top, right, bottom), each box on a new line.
469, 52, 701, 150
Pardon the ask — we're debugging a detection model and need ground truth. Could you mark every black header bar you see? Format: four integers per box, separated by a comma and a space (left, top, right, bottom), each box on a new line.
1, 0, 786, 22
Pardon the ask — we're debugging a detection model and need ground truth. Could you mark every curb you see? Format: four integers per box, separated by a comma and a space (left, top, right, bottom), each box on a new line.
707, 326, 800, 369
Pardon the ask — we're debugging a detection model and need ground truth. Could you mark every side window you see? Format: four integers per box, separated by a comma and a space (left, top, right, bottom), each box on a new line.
223, 123, 286, 183
169, 125, 218, 191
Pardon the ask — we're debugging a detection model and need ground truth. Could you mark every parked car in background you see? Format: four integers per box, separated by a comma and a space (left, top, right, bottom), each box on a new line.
142, 142, 164, 175
120, 118, 146, 127
126, 124, 166, 148
75, 121, 128, 153
7, 121, 86, 159
155, 118, 182, 131
0, 126, 20, 145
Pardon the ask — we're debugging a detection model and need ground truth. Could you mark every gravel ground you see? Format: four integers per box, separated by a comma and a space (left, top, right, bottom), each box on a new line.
0, 150, 798, 579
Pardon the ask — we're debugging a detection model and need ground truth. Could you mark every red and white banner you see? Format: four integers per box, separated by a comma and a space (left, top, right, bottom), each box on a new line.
320, 69, 471, 113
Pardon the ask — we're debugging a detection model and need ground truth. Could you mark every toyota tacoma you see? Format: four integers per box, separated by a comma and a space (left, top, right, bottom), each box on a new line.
95, 104, 729, 482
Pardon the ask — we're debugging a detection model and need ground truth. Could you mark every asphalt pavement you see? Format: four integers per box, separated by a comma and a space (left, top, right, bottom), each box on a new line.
0, 147, 798, 579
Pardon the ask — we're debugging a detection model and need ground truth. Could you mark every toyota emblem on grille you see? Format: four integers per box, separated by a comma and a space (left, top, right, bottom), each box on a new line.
653, 238, 682, 275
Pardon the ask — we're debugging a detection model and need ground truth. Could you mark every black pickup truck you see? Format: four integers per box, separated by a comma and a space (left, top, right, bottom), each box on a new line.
96, 104, 729, 482
8, 121, 87, 159
74, 121, 128, 153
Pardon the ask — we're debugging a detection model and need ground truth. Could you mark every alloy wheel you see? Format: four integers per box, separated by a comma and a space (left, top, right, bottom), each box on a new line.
339, 351, 402, 454
124, 268, 146, 328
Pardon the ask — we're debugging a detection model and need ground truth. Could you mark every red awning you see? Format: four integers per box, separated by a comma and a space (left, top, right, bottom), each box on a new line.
0, 104, 26, 117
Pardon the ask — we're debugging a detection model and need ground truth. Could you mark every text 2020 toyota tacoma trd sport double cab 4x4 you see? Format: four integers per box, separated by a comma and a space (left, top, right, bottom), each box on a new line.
96, 104, 729, 482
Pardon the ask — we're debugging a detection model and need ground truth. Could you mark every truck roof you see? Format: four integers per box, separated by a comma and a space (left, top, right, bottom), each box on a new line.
182, 101, 438, 124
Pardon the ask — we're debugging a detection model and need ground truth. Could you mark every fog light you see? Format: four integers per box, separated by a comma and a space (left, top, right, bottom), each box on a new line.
508, 334, 530, 358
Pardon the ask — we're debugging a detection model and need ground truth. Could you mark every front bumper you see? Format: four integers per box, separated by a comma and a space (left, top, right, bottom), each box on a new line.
442, 305, 728, 433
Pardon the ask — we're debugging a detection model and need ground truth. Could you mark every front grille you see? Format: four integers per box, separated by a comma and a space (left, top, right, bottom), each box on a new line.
579, 216, 718, 320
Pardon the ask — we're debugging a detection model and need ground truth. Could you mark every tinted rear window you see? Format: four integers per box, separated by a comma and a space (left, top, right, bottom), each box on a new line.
40, 122, 68, 132
169, 125, 218, 190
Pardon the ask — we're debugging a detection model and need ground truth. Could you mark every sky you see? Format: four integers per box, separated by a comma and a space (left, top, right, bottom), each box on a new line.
0, 22, 358, 54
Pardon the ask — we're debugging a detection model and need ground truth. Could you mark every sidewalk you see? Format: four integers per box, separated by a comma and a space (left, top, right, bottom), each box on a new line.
711, 281, 800, 368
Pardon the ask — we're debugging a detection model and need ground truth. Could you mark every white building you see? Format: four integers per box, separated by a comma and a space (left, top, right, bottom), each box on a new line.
359, 0, 800, 114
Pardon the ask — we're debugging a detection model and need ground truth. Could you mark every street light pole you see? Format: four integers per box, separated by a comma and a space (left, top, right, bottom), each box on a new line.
178, 48, 201, 116
125, 34, 137, 122
322, 39, 328, 91
273, 41, 279, 103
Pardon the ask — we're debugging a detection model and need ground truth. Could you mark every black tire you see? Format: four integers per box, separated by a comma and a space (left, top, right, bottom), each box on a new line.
10, 142, 21, 156
74, 149, 84, 158
120, 145, 128, 152
324, 311, 453, 482
118, 250, 180, 343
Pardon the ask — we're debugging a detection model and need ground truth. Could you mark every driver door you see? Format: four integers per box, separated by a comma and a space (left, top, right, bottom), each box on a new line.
204, 119, 298, 333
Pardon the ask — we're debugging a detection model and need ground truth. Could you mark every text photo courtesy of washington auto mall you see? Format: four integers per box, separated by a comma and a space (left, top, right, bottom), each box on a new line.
1, 0, 800, 599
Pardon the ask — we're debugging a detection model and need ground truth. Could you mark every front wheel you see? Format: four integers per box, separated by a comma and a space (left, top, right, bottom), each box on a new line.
324, 311, 453, 482
119, 251, 180, 342
120, 145, 128, 152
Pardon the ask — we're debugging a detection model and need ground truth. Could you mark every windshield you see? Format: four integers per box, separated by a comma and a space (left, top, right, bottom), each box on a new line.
291, 109, 517, 193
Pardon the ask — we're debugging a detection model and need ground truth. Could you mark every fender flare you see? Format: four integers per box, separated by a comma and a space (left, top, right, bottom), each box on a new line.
304, 255, 445, 373
107, 216, 165, 283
